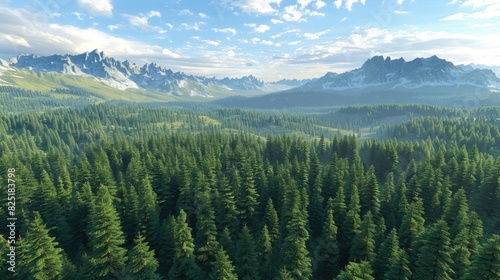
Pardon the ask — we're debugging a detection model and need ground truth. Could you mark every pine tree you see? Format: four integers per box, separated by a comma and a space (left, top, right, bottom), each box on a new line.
349, 211, 376, 263
415, 220, 454, 280
384, 248, 412, 280
309, 173, 324, 237
22, 212, 64, 280
35, 170, 72, 251
463, 234, 500, 280
237, 159, 260, 227
374, 228, 399, 279
168, 209, 201, 280
360, 166, 380, 216
398, 198, 425, 251
195, 190, 219, 274
158, 216, 176, 276
0, 234, 13, 279
216, 176, 239, 235
333, 261, 375, 280
136, 176, 161, 247
315, 199, 340, 280
126, 233, 161, 280
86, 185, 128, 279
332, 184, 347, 231
281, 197, 312, 280
264, 198, 280, 244
275, 266, 294, 280
340, 184, 361, 267
259, 225, 274, 279
235, 225, 259, 280
210, 248, 238, 280
445, 188, 469, 239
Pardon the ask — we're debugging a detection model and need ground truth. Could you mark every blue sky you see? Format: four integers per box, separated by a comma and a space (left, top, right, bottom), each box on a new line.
0, 0, 499, 81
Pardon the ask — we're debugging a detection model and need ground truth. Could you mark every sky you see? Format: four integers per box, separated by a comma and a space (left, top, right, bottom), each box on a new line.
0, 0, 499, 81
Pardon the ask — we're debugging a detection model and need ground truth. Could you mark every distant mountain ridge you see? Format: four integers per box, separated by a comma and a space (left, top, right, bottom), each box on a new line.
217, 55, 500, 108
7, 49, 309, 97
298, 55, 500, 92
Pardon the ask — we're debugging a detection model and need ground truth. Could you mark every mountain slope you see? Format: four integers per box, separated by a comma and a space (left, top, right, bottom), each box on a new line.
217, 56, 500, 108
7, 50, 309, 98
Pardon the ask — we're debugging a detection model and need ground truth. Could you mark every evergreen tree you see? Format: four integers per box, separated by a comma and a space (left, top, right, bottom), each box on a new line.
195, 190, 219, 274
259, 225, 274, 279
86, 185, 128, 279
360, 166, 380, 217
398, 198, 425, 251
340, 184, 361, 266
217, 176, 239, 235
333, 261, 374, 280
315, 199, 340, 280
126, 233, 161, 280
415, 220, 454, 280
349, 211, 376, 263
264, 198, 280, 244
235, 225, 260, 280
374, 228, 399, 279
281, 196, 312, 280
463, 234, 500, 280
36, 170, 72, 251
168, 209, 201, 280
210, 248, 238, 280
384, 248, 412, 280
21, 212, 64, 280
158, 216, 176, 276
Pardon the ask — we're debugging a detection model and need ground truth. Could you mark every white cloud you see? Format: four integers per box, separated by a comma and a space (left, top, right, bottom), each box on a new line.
227, 50, 236, 57
303, 30, 329, 40
213, 28, 237, 35
162, 48, 181, 58
441, 12, 468, 20
2, 34, 31, 47
244, 23, 270, 33
315, 0, 326, 9
227, 0, 283, 15
345, 0, 366, 11
107, 24, 120, 31
166, 23, 173, 29
178, 9, 193, 16
72, 12, 84, 20
271, 19, 283, 24
334, 0, 342, 9
199, 12, 208, 18
123, 11, 162, 32
288, 41, 301, 45
271, 28, 301, 38
179, 22, 206, 31
306, 10, 325, 16
442, 4, 500, 21
471, 23, 493, 28
297, 0, 313, 9
341, 17, 347, 21
77, 0, 112, 17
283, 5, 304, 21
203, 39, 221, 46
460, 0, 498, 9
394, 10, 409, 14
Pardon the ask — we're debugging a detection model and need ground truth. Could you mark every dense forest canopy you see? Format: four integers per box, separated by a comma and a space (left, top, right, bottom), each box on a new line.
0, 102, 499, 279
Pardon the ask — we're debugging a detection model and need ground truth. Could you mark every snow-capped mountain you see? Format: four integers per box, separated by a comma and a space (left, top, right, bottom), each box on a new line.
299, 55, 500, 92
218, 56, 500, 109
7, 50, 304, 97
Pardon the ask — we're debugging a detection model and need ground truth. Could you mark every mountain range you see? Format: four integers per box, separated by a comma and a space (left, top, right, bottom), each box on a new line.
1, 50, 499, 107
218, 55, 500, 108
4, 49, 309, 97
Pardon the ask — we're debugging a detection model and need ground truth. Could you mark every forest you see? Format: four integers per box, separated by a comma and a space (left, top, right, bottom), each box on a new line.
0, 102, 499, 279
